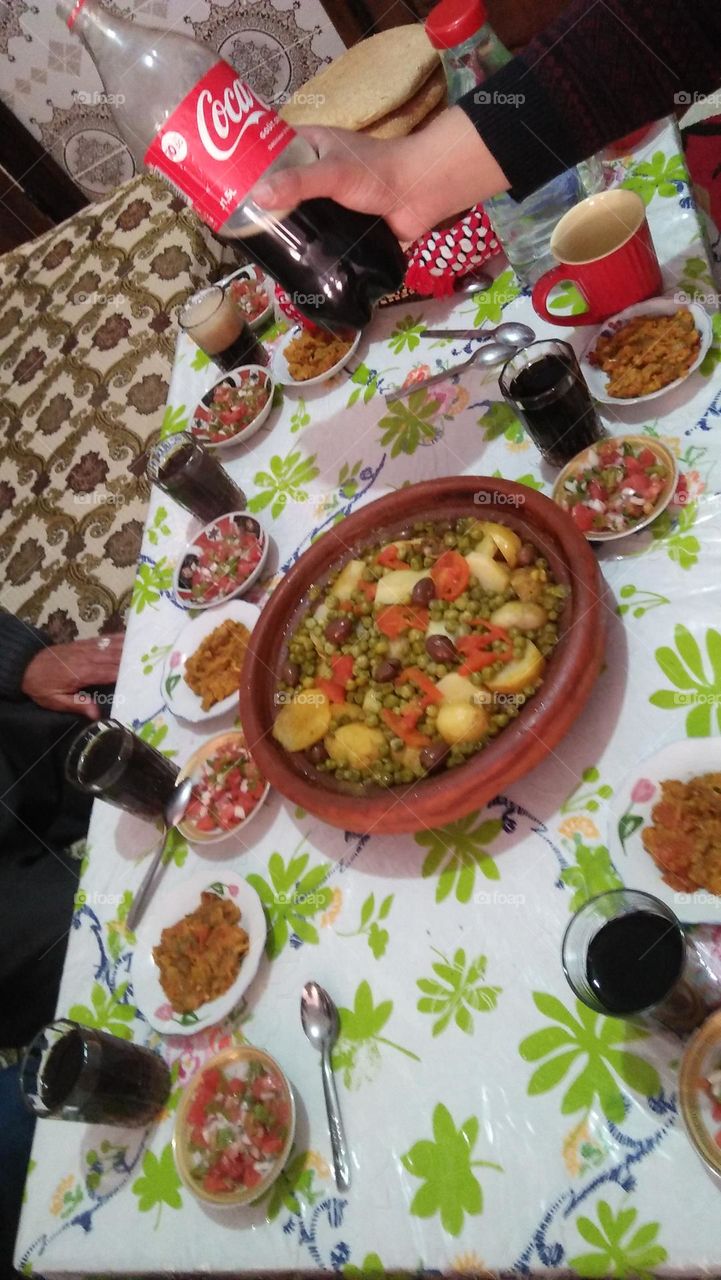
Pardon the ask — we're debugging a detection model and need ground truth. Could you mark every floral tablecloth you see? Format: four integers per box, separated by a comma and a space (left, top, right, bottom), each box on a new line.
17, 117, 721, 1278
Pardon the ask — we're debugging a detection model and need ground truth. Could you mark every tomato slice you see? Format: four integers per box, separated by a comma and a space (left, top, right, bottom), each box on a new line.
430, 550, 470, 601
316, 676, 345, 704
376, 604, 429, 638
397, 667, 442, 705
377, 544, 404, 569
357, 579, 377, 602
381, 706, 431, 749
571, 503, 595, 532
331, 654, 355, 685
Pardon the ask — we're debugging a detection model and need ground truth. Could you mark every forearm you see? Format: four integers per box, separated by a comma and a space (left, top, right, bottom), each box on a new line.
0, 611, 48, 699
459, 0, 721, 201
401, 106, 510, 225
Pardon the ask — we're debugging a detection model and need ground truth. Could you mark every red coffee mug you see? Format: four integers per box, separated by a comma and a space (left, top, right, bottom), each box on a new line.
532, 189, 662, 326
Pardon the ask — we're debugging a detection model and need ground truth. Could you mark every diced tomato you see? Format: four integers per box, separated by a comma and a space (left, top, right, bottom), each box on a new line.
381, 706, 431, 749
377, 544, 404, 568
637, 447, 658, 468
588, 480, 607, 502
200, 1068, 222, 1094
260, 1132, 285, 1156
203, 1168, 234, 1195
316, 676, 346, 704
242, 1164, 263, 1189
226, 1078, 245, 1097
570, 503, 595, 532
251, 1074, 277, 1100
397, 667, 442, 706
430, 550, 469, 601
188, 1097, 207, 1130
331, 654, 355, 685
357, 579, 377, 602
624, 471, 655, 498
456, 631, 512, 676
268, 1097, 290, 1126
215, 797, 239, 830
376, 604, 429, 638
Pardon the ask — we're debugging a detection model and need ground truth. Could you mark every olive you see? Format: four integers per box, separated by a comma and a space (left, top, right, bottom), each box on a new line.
411, 576, 436, 606
373, 657, 401, 683
425, 633, 458, 664
280, 659, 300, 687
420, 742, 449, 774
306, 742, 329, 766
324, 616, 353, 646
517, 541, 536, 566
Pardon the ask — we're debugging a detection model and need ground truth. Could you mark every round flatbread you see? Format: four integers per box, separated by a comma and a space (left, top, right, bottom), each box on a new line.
280, 26, 440, 131
362, 68, 447, 139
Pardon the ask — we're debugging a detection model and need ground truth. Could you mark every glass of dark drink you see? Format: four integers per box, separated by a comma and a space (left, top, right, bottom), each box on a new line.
179, 285, 267, 371
562, 889, 717, 1034
66, 718, 179, 820
147, 432, 246, 523
21, 1020, 170, 1126
499, 339, 605, 468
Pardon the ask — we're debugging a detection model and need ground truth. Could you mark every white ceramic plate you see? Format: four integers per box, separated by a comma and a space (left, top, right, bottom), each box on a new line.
173, 512, 269, 611
272, 323, 361, 388
163, 599, 260, 723
580, 298, 712, 405
188, 366, 274, 451
131, 872, 266, 1035
680, 1012, 721, 1187
177, 729, 270, 845
608, 737, 721, 923
551, 434, 678, 543
222, 264, 274, 330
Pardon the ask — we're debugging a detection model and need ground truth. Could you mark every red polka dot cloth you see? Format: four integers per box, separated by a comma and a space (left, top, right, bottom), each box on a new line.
404, 203, 500, 298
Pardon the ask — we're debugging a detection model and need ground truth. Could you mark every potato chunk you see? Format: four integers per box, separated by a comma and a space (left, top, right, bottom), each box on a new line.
334, 559, 366, 601
272, 688, 331, 751
437, 701, 489, 745
374, 569, 427, 606
485, 641, 545, 694
477, 521, 522, 568
491, 601, 548, 631
326, 723, 386, 769
465, 552, 511, 593
510, 567, 545, 602
437, 672, 491, 705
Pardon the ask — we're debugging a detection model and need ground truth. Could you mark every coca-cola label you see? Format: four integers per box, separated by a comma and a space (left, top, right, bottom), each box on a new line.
145, 62, 295, 231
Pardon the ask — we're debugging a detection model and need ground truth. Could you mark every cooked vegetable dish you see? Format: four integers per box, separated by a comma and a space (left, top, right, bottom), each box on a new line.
184, 1059, 290, 1197
589, 308, 700, 398
272, 518, 567, 786
184, 735, 266, 835
642, 772, 721, 894
184, 618, 251, 711
153, 890, 249, 1014
192, 376, 269, 444
177, 515, 264, 608
557, 438, 672, 535
285, 327, 353, 380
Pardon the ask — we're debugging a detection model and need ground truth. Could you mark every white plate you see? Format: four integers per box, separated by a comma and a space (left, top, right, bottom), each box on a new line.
173, 512, 269, 611
131, 872, 266, 1035
222, 264, 273, 330
177, 729, 270, 845
188, 366, 274, 451
608, 738, 721, 923
272, 323, 361, 388
551, 434, 678, 543
163, 599, 260, 723
580, 298, 712, 405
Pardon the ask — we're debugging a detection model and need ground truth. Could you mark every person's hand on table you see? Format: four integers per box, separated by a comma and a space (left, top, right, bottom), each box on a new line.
253, 108, 510, 242
21, 634, 124, 720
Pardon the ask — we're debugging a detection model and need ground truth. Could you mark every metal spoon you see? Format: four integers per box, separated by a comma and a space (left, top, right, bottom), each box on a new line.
300, 981, 350, 1191
126, 777, 194, 933
384, 340, 522, 404
422, 321, 536, 345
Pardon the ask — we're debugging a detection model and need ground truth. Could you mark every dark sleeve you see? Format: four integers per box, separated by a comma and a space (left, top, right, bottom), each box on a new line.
458, 0, 721, 201
0, 610, 49, 699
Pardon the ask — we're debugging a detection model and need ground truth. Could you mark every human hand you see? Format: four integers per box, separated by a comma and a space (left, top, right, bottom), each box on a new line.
253, 108, 508, 243
21, 633, 124, 719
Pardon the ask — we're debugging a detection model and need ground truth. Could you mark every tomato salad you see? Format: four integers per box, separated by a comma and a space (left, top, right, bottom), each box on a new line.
183, 1059, 291, 1198
555, 438, 675, 536
191, 376, 270, 445
229, 274, 270, 324
177, 515, 266, 606
183, 737, 266, 837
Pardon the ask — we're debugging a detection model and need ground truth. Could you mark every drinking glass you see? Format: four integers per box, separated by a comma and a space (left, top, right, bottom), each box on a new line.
562, 889, 715, 1034
65, 718, 179, 820
179, 285, 267, 371
20, 1020, 170, 1125
146, 432, 246, 524
499, 339, 605, 468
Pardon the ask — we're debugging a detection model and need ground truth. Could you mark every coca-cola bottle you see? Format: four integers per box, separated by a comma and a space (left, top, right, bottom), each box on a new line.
59, 0, 406, 332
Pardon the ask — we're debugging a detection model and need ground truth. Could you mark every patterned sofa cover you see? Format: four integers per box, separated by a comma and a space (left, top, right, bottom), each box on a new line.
0, 173, 229, 640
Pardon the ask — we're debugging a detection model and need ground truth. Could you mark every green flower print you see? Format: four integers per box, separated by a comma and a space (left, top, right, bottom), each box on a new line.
650, 500, 700, 569
140, 643, 172, 675
131, 559, 173, 614
161, 827, 188, 868
137, 718, 176, 757
159, 404, 189, 438
333, 980, 420, 1089
289, 399, 310, 433
569, 1200, 667, 1279
248, 450, 320, 519
387, 316, 426, 354
491, 469, 544, 491
131, 1145, 183, 1226
560, 838, 623, 913
68, 981, 136, 1041
560, 766, 613, 815
337, 460, 362, 502
479, 401, 523, 443
344, 1254, 386, 1279
417, 947, 501, 1035
549, 281, 587, 316
676, 255, 713, 302
265, 1150, 320, 1221
347, 361, 382, 406
338, 891, 393, 959
616, 585, 670, 619
146, 506, 171, 546
247, 848, 332, 958
519, 992, 660, 1123
400, 1102, 502, 1236
416, 814, 502, 904
467, 267, 520, 325
377, 390, 441, 458
189, 347, 212, 371
621, 150, 687, 205
701, 312, 721, 376
649, 623, 721, 735
106, 890, 135, 964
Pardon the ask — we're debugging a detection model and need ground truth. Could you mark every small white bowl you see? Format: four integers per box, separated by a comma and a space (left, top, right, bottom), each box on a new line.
173, 512, 269, 611
177, 729, 270, 845
580, 298, 712, 405
680, 1011, 721, 1187
163, 599, 260, 724
189, 366, 274, 451
551, 434, 677, 543
272, 323, 361, 388
223, 264, 273, 330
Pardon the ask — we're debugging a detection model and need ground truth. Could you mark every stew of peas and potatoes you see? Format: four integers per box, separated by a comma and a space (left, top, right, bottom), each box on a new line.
272, 518, 568, 786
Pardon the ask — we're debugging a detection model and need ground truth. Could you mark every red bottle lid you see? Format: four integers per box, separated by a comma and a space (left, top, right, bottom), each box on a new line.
425, 0, 489, 50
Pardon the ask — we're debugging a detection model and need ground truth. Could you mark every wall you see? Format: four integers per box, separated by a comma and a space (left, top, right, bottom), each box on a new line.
0, 0, 344, 201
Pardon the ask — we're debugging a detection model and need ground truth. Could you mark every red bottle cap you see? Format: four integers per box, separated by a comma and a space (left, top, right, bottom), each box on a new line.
425, 0, 488, 50
65, 0, 89, 29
